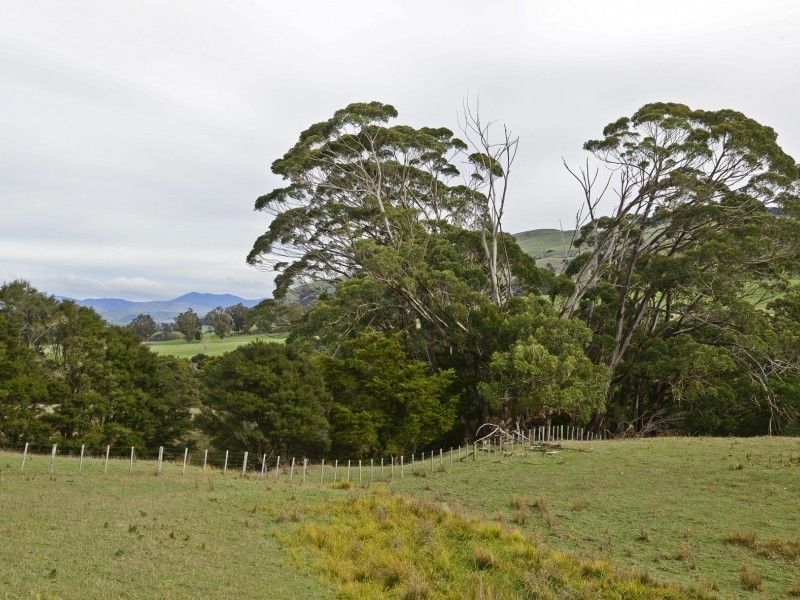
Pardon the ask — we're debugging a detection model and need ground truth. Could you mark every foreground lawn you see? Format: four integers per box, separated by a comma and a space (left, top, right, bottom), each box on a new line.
1, 437, 798, 598
146, 332, 286, 358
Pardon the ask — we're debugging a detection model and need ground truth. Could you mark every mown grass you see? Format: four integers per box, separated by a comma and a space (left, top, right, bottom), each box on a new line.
146, 332, 286, 358
2, 437, 799, 598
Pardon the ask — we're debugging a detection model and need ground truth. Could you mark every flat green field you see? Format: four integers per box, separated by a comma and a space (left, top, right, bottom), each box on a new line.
146, 332, 287, 358
2, 437, 798, 598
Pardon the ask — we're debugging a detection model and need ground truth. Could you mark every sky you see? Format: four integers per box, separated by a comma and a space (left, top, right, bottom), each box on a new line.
1, 1, 799, 301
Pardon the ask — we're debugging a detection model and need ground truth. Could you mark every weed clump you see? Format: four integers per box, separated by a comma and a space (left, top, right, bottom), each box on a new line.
740, 564, 762, 591
281, 492, 713, 599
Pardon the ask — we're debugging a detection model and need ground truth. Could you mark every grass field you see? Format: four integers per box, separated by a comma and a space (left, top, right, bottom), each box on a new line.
2, 437, 799, 598
146, 332, 287, 358
513, 228, 574, 268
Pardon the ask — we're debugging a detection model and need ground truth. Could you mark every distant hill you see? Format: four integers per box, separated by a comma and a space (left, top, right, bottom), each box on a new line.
513, 228, 575, 270
61, 292, 263, 324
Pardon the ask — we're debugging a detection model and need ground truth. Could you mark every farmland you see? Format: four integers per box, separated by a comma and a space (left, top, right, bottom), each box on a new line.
146, 332, 287, 358
2, 437, 799, 598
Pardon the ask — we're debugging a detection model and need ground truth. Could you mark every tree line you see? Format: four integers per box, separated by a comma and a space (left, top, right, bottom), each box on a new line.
2, 100, 799, 458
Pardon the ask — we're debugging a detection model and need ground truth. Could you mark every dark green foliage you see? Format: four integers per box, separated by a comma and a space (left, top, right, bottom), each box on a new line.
206, 306, 233, 339
127, 313, 158, 341
224, 303, 250, 333
319, 331, 457, 456
198, 342, 331, 457
174, 308, 201, 341
0, 281, 198, 449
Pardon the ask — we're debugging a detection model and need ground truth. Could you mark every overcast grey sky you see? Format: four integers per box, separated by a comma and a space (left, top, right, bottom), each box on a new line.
2, 1, 798, 300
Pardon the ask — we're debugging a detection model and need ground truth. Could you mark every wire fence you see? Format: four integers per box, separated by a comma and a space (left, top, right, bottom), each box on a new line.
4, 424, 606, 483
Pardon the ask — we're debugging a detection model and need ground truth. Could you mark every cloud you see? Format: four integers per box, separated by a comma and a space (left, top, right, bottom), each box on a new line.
1, 0, 799, 300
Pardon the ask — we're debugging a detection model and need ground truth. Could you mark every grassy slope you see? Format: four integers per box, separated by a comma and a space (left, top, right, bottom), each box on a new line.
513, 228, 574, 268
146, 332, 287, 358
2, 438, 799, 598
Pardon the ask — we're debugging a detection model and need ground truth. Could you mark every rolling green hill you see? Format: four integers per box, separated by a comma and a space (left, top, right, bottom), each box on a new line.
513, 228, 575, 269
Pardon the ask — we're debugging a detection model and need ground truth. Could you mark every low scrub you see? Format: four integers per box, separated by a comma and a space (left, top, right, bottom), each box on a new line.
282, 492, 713, 599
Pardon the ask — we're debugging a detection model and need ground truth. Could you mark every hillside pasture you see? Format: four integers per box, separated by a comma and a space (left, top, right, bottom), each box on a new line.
3, 437, 799, 598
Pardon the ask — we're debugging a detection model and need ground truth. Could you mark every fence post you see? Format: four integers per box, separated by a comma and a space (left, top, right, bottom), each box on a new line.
242, 451, 248, 476
261, 453, 267, 477
103, 445, 110, 474
400, 455, 404, 477
130, 446, 135, 474
320, 458, 325, 484
358, 459, 362, 483
183, 448, 189, 475
370, 458, 374, 482
346, 459, 351, 483
203, 449, 208, 472
275, 455, 281, 479
333, 459, 338, 482
157, 446, 164, 474
20, 442, 29, 471
303, 458, 308, 483
223, 450, 229, 474
48, 443, 57, 475
439, 448, 443, 466
290, 457, 295, 481
381, 457, 384, 479
79, 444, 85, 473
390, 456, 394, 480
473, 442, 477, 460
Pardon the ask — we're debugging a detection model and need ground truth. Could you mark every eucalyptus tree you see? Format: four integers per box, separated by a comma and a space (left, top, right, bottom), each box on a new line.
563, 102, 800, 431
248, 102, 573, 429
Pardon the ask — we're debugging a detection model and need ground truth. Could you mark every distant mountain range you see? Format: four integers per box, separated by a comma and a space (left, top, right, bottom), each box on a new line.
59, 230, 565, 324
59, 292, 263, 324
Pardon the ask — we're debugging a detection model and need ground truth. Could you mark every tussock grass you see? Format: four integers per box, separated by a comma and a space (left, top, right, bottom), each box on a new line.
284, 492, 713, 599
739, 564, 762, 591
724, 531, 800, 561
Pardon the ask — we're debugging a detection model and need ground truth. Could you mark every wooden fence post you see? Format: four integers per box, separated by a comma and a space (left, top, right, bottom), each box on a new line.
103, 445, 110, 474
381, 457, 384, 479
183, 448, 189, 475
473, 442, 476, 460
390, 456, 394, 480
370, 458, 374, 482
261, 453, 267, 477
439, 448, 443, 466
79, 444, 85, 473
48, 443, 57, 475
275, 455, 281, 479
449, 447, 453, 466
303, 458, 308, 483
242, 451, 248, 476
130, 446, 135, 474
20, 442, 29, 471
223, 450, 229, 474
359, 459, 362, 483
346, 459, 351, 483
320, 458, 325, 484
333, 459, 338, 482
157, 446, 164, 474
203, 449, 208, 472
290, 457, 295, 481
400, 455, 404, 477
